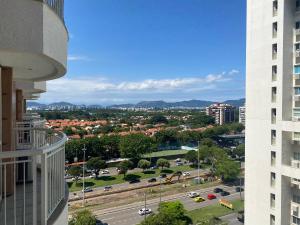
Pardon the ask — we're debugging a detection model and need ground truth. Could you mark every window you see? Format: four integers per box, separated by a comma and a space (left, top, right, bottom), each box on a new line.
271, 108, 276, 124
271, 151, 276, 166
293, 195, 300, 204
295, 87, 300, 95
294, 152, 300, 160
297, 21, 300, 30
273, 22, 277, 38
272, 87, 277, 103
297, 0, 300, 11
270, 193, 275, 208
272, 44, 277, 60
273, 1, 278, 16
271, 130, 276, 145
272, 65, 277, 81
296, 44, 300, 51
271, 172, 276, 186
295, 66, 300, 74
292, 216, 300, 224
270, 214, 275, 225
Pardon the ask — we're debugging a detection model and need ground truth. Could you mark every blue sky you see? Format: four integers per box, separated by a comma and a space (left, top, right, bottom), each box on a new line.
40, 0, 246, 105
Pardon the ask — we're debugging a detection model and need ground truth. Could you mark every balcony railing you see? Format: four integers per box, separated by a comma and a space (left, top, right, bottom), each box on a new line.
0, 129, 67, 225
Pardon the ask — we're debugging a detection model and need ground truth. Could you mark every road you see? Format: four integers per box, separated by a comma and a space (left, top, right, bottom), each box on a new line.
94, 184, 243, 225
69, 168, 205, 200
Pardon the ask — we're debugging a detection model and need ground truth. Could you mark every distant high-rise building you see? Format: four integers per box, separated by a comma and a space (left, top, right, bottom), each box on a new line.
206, 103, 235, 125
246, 0, 300, 224
239, 106, 246, 125
0, 0, 68, 224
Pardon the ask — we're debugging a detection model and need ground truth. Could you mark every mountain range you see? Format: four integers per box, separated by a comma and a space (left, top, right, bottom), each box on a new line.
27, 98, 245, 109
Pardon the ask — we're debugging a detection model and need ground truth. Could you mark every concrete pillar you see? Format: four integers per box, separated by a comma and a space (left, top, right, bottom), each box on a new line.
1, 67, 15, 195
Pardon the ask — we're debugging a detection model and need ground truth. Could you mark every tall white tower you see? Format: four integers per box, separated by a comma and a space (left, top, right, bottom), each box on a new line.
246, 0, 300, 224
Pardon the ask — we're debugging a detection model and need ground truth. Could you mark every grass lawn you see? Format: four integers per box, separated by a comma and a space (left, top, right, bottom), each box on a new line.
143, 149, 189, 158
68, 164, 195, 192
187, 199, 244, 224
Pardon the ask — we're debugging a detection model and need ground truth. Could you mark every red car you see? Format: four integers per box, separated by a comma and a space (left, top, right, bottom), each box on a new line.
207, 194, 217, 200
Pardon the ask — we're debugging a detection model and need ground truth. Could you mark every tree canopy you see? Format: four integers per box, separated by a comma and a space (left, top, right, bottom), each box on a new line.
156, 158, 170, 170
86, 157, 107, 178
69, 210, 97, 225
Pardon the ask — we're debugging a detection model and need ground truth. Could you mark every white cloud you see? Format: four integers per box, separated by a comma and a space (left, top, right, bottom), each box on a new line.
67, 55, 91, 61
40, 71, 236, 104
228, 69, 240, 75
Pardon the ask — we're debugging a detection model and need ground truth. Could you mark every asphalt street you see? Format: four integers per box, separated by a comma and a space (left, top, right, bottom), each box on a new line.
94, 184, 243, 225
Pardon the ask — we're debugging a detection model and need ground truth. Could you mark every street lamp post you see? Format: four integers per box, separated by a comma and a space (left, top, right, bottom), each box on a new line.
82, 144, 87, 207
144, 192, 147, 220
197, 141, 200, 184
159, 177, 162, 204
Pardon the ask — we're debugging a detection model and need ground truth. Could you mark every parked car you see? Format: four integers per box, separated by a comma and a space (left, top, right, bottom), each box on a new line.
150, 166, 158, 170
101, 170, 110, 174
213, 188, 223, 193
148, 178, 157, 183
187, 191, 199, 198
183, 172, 190, 176
138, 208, 152, 216
194, 197, 205, 202
207, 194, 217, 200
82, 187, 93, 193
235, 187, 244, 192
220, 191, 230, 196
89, 173, 96, 179
175, 158, 181, 162
71, 176, 81, 182
129, 179, 140, 184
160, 173, 167, 178
104, 186, 112, 191
176, 162, 183, 166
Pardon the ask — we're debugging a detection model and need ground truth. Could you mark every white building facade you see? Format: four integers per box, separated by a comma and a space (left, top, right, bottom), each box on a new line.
239, 106, 246, 125
246, 0, 300, 224
0, 0, 68, 225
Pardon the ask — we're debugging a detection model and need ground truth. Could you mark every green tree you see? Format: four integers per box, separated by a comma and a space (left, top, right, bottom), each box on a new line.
184, 150, 198, 166
186, 113, 215, 128
201, 138, 214, 147
154, 129, 179, 148
119, 134, 154, 161
69, 210, 97, 225
138, 201, 192, 225
68, 166, 81, 183
156, 158, 170, 170
63, 126, 75, 136
233, 144, 245, 159
86, 157, 107, 178
137, 159, 151, 171
215, 159, 240, 182
149, 114, 168, 124
118, 160, 134, 178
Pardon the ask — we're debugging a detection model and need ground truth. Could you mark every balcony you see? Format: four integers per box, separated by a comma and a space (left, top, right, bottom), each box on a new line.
0, 0, 68, 81
292, 160, 300, 169
0, 128, 68, 225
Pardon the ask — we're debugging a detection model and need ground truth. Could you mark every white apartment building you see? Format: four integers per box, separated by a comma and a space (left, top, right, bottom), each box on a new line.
0, 0, 68, 225
206, 103, 235, 125
239, 106, 246, 125
246, 0, 300, 224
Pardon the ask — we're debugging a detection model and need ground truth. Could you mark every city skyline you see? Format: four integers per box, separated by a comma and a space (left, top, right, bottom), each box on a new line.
39, 0, 246, 104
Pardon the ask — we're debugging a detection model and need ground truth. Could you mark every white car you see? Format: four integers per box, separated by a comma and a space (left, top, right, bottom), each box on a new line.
89, 174, 96, 179
101, 170, 110, 174
187, 191, 199, 198
82, 187, 93, 193
183, 172, 190, 177
71, 177, 81, 182
175, 158, 181, 162
138, 208, 152, 216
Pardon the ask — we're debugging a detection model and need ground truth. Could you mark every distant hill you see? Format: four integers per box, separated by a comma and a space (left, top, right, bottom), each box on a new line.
223, 98, 245, 108
27, 102, 47, 108
48, 102, 75, 107
27, 98, 245, 110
